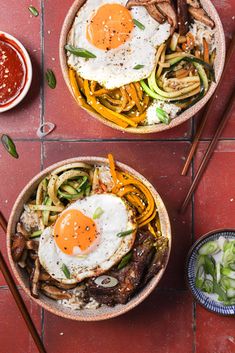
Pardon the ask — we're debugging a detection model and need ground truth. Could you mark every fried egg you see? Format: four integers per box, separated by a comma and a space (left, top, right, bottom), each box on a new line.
67, 0, 171, 89
38, 194, 136, 284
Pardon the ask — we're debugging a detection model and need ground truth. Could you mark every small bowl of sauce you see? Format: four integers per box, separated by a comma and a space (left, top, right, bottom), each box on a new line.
0, 31, 32, 113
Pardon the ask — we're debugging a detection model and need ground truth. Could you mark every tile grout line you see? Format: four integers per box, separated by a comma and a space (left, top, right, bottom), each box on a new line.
192, 155, 197, 353
40, 0, 45, 342
12, 137, 235, 143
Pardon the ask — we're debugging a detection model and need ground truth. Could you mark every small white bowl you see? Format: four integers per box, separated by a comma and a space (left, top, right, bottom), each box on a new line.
0, 31, 32, 113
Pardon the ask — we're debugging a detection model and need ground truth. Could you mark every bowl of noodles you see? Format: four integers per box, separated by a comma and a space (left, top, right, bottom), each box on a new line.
60, 0, 225, 133
7, 155, 171, 320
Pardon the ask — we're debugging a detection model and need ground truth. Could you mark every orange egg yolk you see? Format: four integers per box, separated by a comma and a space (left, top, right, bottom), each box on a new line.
54, 209, 98, 255
86, 4, 134, 50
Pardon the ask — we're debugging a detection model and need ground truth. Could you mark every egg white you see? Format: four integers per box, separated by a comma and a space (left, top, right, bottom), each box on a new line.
67, 0, 171, 89
38, 194, 136, 284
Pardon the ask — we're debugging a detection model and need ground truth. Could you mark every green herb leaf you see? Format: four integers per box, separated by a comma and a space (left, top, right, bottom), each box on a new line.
45, 69, 56, 89
118, 252, 132, 270
28, 5, 39, 17
65, 45, 96, 58
93, 207, 104, 219
133, 19, 145, 30
1, 134, 19, 159
61, 264, 70, 279
116, 229, 135, 238
156, 108, 171, 125
133, 64, 144, 70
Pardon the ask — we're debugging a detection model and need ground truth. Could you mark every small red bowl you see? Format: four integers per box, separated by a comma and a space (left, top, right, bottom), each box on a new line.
0, 31, 32, 113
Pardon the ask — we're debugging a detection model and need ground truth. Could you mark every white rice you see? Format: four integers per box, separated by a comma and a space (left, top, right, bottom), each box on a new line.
146, 100, 181, 125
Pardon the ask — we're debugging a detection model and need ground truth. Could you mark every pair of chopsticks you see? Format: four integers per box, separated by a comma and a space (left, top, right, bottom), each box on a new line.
180, 34, 235, 213
0, 212, 47, 353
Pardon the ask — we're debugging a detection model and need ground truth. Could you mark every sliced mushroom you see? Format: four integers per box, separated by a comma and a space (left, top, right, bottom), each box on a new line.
186, 0, 200, 8
26, 240, 39, 251
157, 2, 178, 32
18, 249, 28, 268
177, 0, 189, 35
126, 0, 163, 9
188, 6, 215, 28
30, 257, 41, 298
146, 4, 166, 23
12, 233, 26, 262
49, 279, 78, 290
16, 222, 30, 239
41, 284, 72, 300
39, 271, 52, 282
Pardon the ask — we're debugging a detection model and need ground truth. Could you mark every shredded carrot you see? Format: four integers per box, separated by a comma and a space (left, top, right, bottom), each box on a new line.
83, 80, 135, 128
203, 38, 209, 64
130, 112, 147, 123
68, 68, 92, 110
148, 223, 157, 237
108, 153, 118, 193
139, 209, 157, 228
134, 82, 143, 101
125, 84, 142, 113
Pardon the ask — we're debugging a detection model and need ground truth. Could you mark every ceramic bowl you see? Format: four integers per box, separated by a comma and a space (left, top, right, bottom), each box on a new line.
7, 157, 171, 321
59, 0, 225, 134
0, 31, 32, 113
186, 229, 235, 316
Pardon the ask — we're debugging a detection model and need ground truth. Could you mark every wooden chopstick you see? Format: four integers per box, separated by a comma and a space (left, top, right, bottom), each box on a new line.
180, 90, 235, 213
0, 212, 47, 353
181, 34, 235, 176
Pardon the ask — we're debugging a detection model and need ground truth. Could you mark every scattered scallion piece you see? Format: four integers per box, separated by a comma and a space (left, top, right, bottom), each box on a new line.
93, 207, 104, 219
1, 134, 19, 159
133, 19, 145, 30
116, 229, 135, 238
28, 5, 39, 17
61, 264, 70, 279
156, 108, 171, 125
45, 69, 56, 89
133, 64, 144, 70
65, 45, 96, 58
118, 252, 132, 270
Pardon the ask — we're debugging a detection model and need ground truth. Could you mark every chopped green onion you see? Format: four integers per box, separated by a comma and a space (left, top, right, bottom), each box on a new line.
93, 207, 104, 219
45, 69, 56, 89
30, 230, 43, 238
61, 264, 70, 279
198, 241, 218, 255
156, 108, 171, 125
203, 255, 216, 278
201, 279, 213, 293
65, 45, 96, 58
116, 229, 135, 238
28, 5, 39, 17
133, 64, 144, 70
1, 134, 19, 159
118, 252, 132, 270
133, 19, 145, 30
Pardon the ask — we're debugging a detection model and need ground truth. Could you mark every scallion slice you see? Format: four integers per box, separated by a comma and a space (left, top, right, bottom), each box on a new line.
61, 264, 70, 279
133, 19, 145, 30
93, 207, 104, 219
1, 134, 19, 159
116, 229, 135, 238
133, 64, 144, 70
65, 45, 96, 58
156, 108, 171, 125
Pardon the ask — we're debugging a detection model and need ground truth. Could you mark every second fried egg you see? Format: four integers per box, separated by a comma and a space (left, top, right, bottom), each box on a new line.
38, 193, 136, 284
67, 0, 171, 89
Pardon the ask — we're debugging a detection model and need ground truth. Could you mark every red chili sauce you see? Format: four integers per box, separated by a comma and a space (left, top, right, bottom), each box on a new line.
0, 34, 27, 107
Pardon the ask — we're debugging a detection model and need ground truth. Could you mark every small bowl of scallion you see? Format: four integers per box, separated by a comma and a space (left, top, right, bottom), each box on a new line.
186, 229, 235, 316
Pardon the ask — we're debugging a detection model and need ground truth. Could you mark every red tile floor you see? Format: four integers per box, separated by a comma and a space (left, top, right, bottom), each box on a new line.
0, 1, 235, 353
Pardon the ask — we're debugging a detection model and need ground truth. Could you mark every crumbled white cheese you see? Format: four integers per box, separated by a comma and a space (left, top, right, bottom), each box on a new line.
146, 100, 181, 125
189, 20, 216, 52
